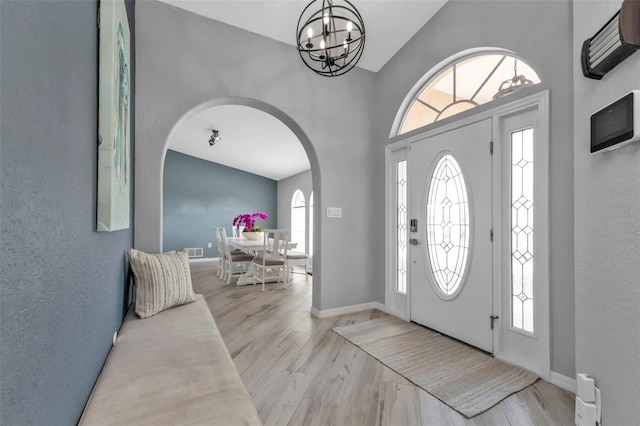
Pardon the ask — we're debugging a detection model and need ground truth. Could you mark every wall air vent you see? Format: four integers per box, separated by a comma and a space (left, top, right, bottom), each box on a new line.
186, 248, 204, 258
581, 0, 640, 80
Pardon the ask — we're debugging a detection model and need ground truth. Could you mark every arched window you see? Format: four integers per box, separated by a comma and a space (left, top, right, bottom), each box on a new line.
399, 51, 541, 135
308, 192, 314, 257
291, 190, 306, 253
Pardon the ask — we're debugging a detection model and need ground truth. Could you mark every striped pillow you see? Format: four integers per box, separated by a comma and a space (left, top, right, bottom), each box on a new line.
128, 248, 195, 319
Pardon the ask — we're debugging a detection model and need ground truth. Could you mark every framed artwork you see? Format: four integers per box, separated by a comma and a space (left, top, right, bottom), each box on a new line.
97, 0, 130, 232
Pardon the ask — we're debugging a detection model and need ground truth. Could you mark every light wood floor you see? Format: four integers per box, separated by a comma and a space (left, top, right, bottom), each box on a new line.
191, 261, 575, 426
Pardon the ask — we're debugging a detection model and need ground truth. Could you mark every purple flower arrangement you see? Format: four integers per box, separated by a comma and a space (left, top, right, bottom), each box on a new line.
232, 212, 268, 232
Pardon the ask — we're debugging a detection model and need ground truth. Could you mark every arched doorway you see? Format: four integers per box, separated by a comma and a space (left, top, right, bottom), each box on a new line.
159, 97, 321, 296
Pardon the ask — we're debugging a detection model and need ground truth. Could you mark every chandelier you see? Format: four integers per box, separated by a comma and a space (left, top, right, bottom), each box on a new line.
296, 0, 365, 77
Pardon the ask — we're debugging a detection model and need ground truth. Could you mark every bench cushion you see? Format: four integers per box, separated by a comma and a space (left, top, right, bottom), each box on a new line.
79, 295, 261, 426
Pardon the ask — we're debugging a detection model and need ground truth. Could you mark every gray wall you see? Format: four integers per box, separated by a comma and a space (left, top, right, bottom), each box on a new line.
135, 1, 378, 311
573, 2, 640, 424
163, 150, 277, 257
277, 170, 313, 254
373, 0, 575, 378
0, 0, 135, 424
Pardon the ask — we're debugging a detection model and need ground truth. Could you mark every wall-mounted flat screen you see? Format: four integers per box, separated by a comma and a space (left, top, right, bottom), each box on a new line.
591, 90, 640, 153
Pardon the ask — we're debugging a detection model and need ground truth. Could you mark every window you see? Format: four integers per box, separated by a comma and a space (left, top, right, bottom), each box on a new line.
426, 154, 470, 296
309, 192, 314, 257
396, 160, 408, 294
291, 190, 306, 253
511, 128, 534, 332
399, 52, 541, 135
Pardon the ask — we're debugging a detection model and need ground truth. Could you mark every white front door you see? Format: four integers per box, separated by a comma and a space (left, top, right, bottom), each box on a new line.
409, 119, 494, 353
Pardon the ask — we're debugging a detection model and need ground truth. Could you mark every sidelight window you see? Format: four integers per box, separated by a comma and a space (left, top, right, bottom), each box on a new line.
396, 160, 408, 294
511, 128, 535, 333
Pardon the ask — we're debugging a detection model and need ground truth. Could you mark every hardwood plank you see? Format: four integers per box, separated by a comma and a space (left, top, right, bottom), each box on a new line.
188, 261, 574, 426
253, 371, 314, 426
286, 397, 313, 426
532, 380, 576, 425
377, 382, 422, 426
500, 380, 575, 426
418, 388, 468, 426
381, 364, 413, 386
237, 330, 311, 391
333, 350, 384, 426
290, 398, 337, 426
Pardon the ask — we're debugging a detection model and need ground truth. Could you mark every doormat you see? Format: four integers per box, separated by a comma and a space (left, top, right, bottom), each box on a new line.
333, 315, 538, 418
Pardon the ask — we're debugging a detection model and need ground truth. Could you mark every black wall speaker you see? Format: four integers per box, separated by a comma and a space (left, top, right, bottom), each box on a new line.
581, 0, 640, 80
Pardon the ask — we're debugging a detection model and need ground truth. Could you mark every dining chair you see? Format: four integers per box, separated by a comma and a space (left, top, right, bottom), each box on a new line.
252, 229, 289, 291
285, 250, 309, 282
221, 230, 254, 285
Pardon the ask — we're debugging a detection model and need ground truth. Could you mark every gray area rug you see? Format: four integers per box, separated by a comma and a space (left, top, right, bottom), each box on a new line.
333, 315, 538, 418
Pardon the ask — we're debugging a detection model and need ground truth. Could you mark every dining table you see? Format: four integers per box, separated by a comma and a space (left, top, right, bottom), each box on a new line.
227, 237, 298, 285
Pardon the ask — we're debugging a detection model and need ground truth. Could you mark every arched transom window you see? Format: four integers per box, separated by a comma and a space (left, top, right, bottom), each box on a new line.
399, 52, 541, 135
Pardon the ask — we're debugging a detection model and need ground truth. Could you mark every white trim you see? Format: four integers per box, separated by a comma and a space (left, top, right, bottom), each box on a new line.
387, 88, 547, 152
493, 92, 551, 380
189, 257, 218, 263
385, 149, 410, 320
550, 371, 577, 394
310, 302, 385, 319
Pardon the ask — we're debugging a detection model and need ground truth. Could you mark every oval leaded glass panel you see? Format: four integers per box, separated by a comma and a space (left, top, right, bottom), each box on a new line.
426, 154, 470, 296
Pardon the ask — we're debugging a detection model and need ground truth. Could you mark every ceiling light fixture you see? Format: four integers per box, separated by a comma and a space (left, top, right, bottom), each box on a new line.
209, 129, 221, 146
493, 59, 534, 100
296, 0, 365, 77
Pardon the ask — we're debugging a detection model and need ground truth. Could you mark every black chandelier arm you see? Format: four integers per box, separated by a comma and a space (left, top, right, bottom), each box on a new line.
298, 43, 365, 77
297, 35, 363, 56
297, 24, 364, 50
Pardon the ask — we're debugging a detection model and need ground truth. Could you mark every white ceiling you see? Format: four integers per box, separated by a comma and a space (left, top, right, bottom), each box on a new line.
162, 0, 448, 180
157, 0, 448, 72
169, 105, 310, 181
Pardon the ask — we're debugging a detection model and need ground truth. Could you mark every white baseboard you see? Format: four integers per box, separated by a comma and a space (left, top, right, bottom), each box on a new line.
549, 371, 576, 394
189, 257, 218, 263
311, 301, 385, 319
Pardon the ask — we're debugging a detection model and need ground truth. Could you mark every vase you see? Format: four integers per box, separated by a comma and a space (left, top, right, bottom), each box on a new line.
242, 231, 264, 241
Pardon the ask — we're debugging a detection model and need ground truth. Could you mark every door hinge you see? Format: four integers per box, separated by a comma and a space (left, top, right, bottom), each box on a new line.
490, 315, 499, 330
490, 141, 494, 155
490, 228, 493, 242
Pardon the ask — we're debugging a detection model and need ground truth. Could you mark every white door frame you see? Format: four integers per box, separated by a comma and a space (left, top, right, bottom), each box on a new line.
385, 90, 550, 379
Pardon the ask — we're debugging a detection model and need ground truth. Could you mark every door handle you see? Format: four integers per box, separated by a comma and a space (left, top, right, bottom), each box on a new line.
410, 238, 419, 245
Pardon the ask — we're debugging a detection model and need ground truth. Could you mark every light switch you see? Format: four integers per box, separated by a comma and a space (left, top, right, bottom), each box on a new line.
327, 207, 342, 218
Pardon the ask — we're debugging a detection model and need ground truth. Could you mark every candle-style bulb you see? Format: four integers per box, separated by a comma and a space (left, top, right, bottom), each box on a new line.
307, 27, 313, 39
320, 39, 326, 50
323, 14, 329, 25
346, 21, 353, 32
